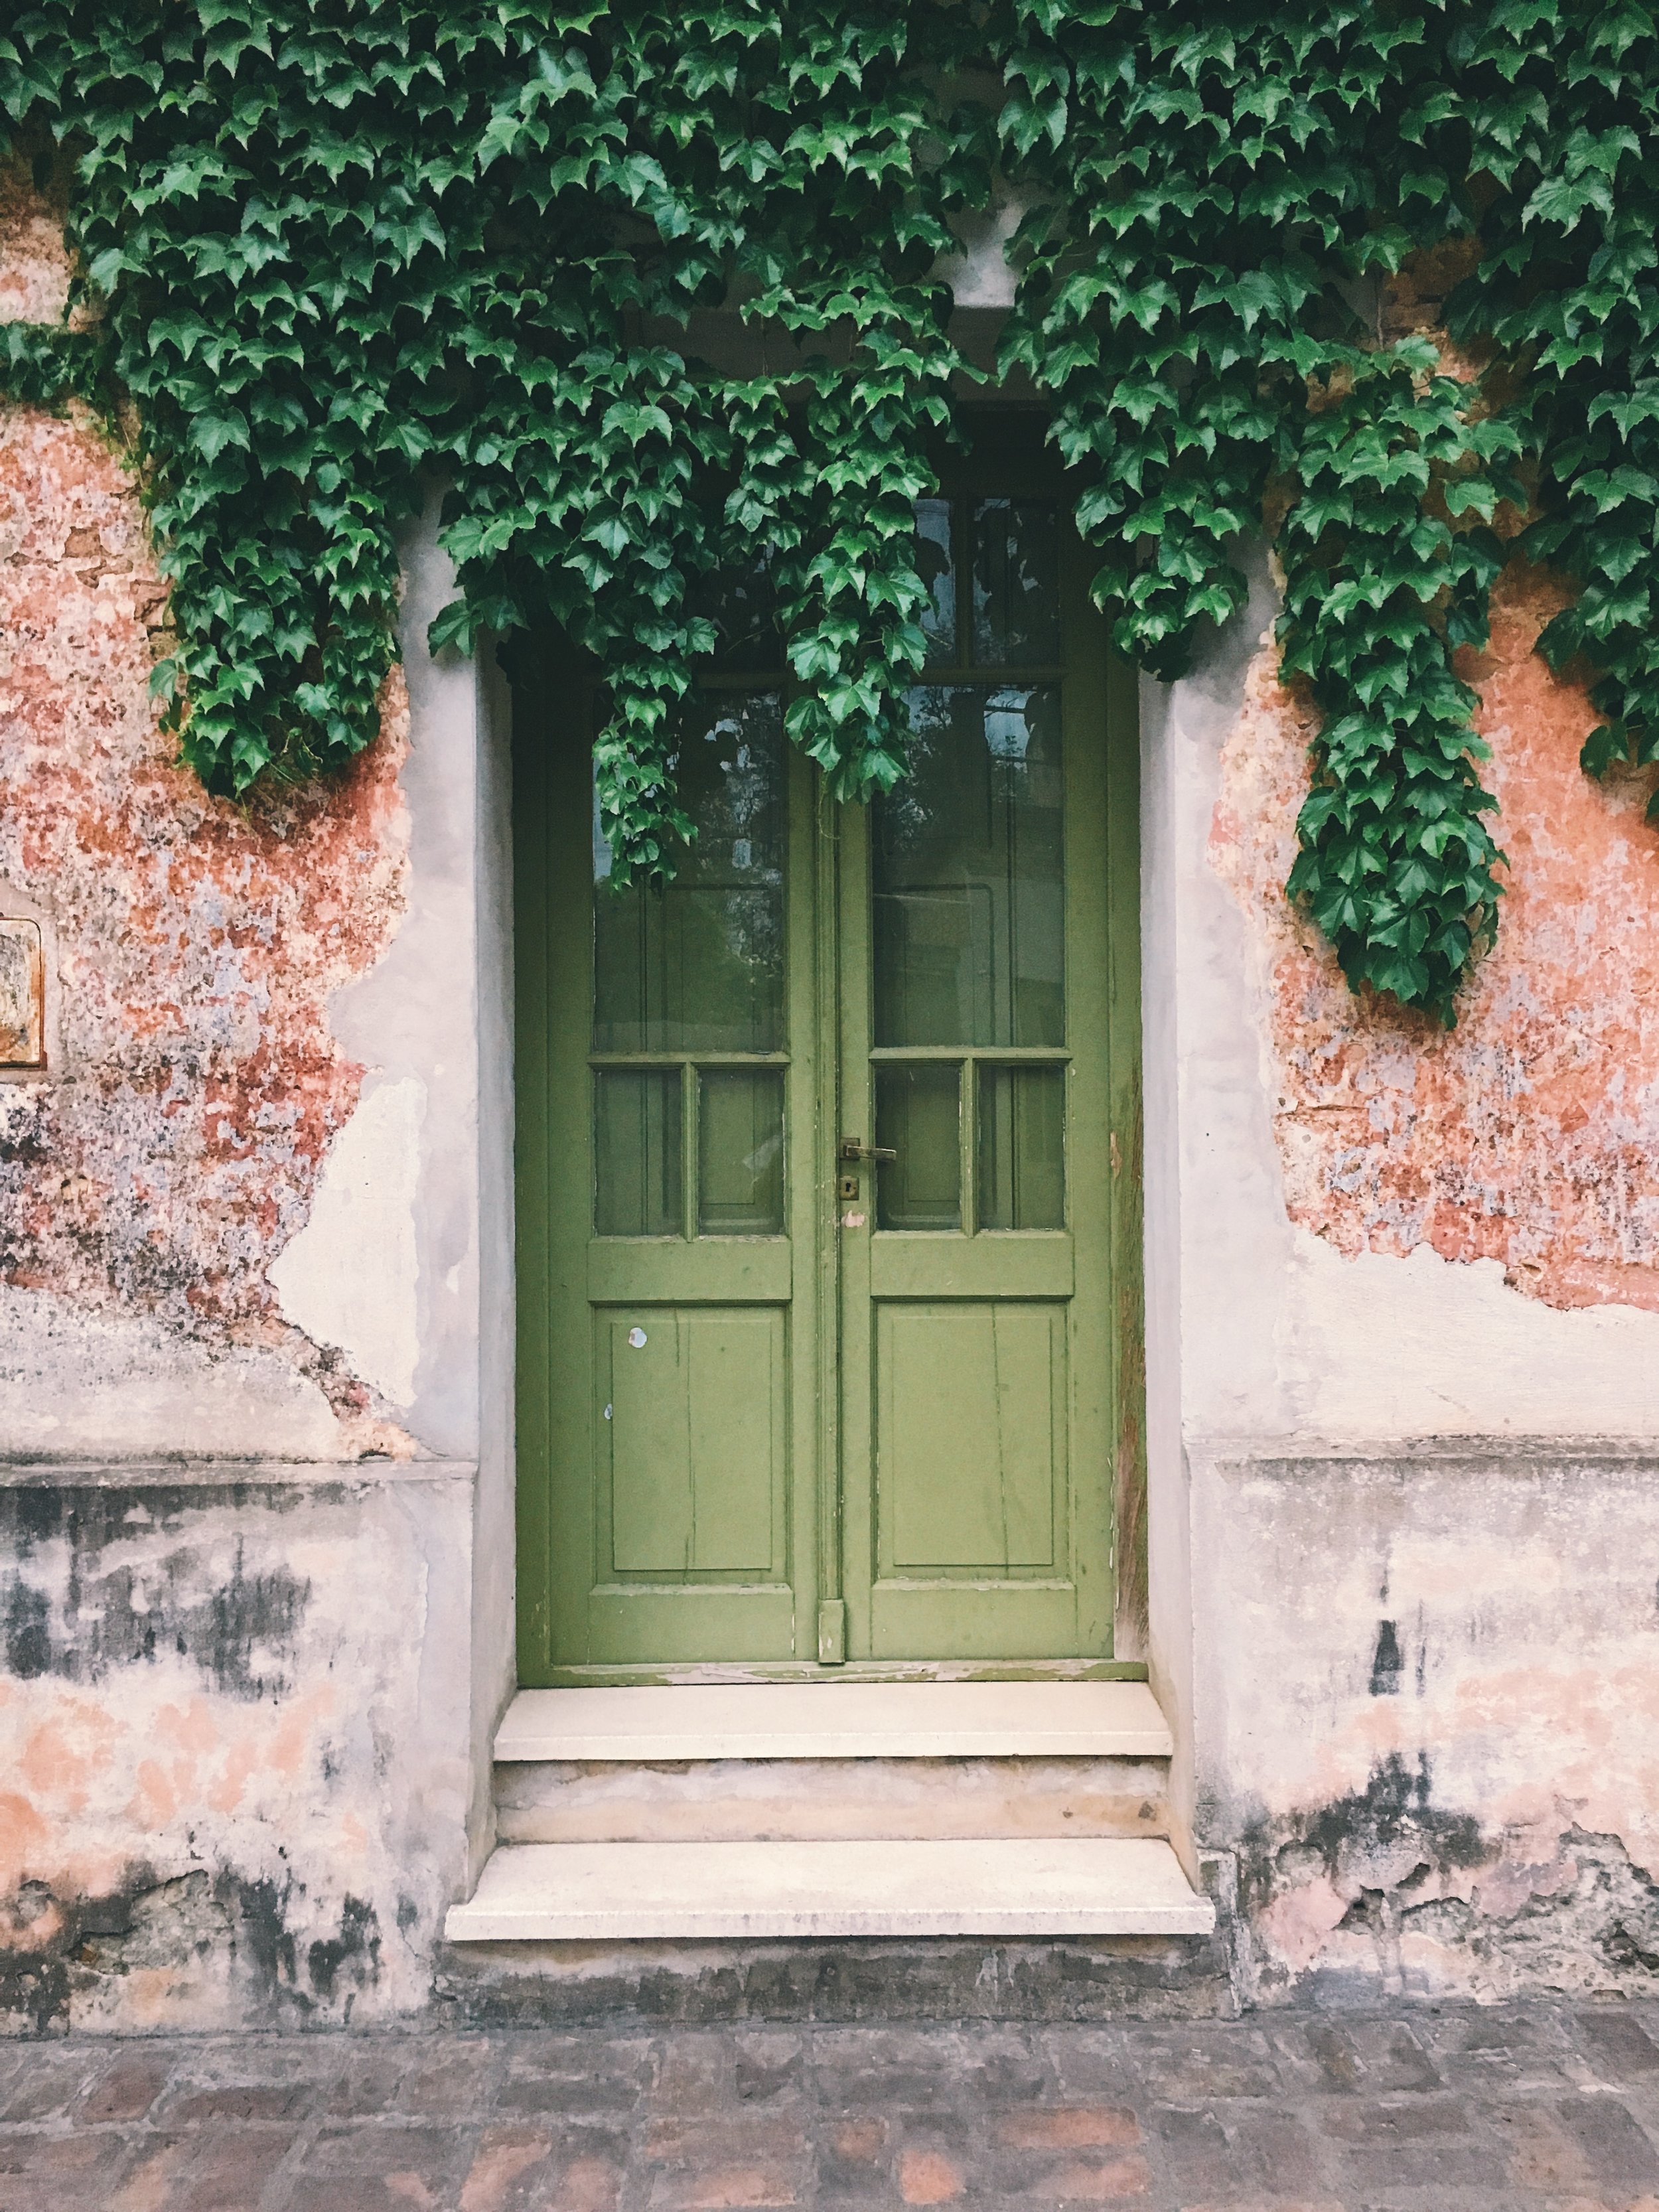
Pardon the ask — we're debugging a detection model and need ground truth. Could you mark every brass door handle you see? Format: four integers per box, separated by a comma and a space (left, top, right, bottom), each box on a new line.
839, 1138, 897, 1163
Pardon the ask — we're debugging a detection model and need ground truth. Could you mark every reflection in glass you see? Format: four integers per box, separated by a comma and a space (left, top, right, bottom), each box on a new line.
873, 687, 1064, 1048
594, 694, 785, 1053
979, 1065, 1065, 1230
916, 498, 956, 666
699, 1069, 785, 1235
595, 1069, 683, 1236
875, 1063, 962, 1230
972, 498, 1060, 666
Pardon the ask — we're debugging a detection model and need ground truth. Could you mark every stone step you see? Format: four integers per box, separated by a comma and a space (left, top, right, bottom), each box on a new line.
494, 1680, 1173, 1762
444, 1838, 1214, 1942
496, 1752, 1169, 1843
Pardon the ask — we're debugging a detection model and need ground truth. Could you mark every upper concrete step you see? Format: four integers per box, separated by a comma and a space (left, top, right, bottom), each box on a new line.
495, 1680, 1173, 1763
496, 1753, 1170, 1844
445, 1836, 1214, 1941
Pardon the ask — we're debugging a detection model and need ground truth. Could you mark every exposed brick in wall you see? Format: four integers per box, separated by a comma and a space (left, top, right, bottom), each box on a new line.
1210, 561, 1659, 1315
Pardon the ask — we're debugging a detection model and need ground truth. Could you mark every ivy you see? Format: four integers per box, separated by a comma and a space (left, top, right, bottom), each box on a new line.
1280, 342, 1520, 1014
1, 3, 1656, 1018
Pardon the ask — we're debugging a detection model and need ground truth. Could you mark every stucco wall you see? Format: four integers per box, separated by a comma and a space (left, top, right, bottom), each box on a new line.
1148, 548, 1659, 2005
5, 159, 1658, 2024
0, 169, 513, 2031
0, 1469, 473, 2030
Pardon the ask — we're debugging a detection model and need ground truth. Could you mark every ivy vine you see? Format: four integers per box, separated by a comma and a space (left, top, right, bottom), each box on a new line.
1, 3, 1656, 1021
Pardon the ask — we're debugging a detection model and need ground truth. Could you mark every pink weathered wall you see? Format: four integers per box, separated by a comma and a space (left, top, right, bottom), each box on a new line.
0, 404, 414, 1447
5, 159, 1659, 2022
1212, 563, 1659, 1317
0, 171, 475, 2034
1, 156, 419, 1455
1193, 560, 1659, 2005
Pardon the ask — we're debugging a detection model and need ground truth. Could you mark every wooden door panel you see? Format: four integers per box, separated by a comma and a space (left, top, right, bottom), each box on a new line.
878, 1301, 1066, 1572
516, 680, 816, 1675
601, 1307, 787, 1579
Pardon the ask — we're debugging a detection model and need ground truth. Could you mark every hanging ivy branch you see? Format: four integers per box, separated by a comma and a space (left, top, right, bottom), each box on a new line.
1280, 340, 1522, 1018
1439, 0, 1659, 806
1, 2, 1657, 1010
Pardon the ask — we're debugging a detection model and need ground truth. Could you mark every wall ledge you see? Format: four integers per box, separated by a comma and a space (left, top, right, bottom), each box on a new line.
0, 1455, 479, 1488
1187, 1434, 1659, 1469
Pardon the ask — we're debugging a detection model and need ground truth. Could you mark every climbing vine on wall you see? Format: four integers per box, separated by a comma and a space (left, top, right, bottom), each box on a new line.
1, 3, 1656, 1020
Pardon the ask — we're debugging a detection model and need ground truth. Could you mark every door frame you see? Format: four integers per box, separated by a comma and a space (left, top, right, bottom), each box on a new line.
510, 411, 1149, 1684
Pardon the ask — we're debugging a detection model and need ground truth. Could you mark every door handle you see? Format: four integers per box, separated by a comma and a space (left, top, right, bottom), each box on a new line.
839, 1138, 897, 1163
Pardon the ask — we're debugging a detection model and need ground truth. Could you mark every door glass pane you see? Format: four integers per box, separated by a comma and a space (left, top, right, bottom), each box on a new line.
978, 1065, 1065, 1230
875, 1063, 961, 1230
872, 686, 1064, 1047
595, 1069, 683, 1236
594, 694, 785, 1052
972, 498, 1060, 667
916, 497, 957, 667
699, 1068, 785, 1235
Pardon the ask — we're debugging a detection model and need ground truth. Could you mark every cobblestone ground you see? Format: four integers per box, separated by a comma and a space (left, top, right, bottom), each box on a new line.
6, 2001, 1659, 2210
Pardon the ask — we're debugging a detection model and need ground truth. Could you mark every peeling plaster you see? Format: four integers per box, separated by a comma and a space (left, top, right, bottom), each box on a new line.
0, 398, 415, 1453
1211, 563, 1659, 1321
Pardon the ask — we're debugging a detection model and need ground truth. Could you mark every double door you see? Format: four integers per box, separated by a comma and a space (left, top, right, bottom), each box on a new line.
516, 469, 1140, 1676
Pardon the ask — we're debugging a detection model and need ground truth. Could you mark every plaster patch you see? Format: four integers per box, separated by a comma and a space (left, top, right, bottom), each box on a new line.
936, 197, 1025, 309
1283, 1232, 1659, 1438
0, 1284, 348, 1461
269, 1076, 425, 1408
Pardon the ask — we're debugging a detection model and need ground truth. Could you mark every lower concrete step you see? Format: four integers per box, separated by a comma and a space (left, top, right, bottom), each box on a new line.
445, 1838, 1214, 1942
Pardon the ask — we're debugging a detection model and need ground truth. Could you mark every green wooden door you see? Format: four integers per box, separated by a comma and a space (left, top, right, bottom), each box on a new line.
516, 454, 1140, 1680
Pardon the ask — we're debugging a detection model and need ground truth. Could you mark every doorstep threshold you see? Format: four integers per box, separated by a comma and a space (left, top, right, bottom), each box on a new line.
495, 1680, 1173, 1763
445, 1838, 1214, 1941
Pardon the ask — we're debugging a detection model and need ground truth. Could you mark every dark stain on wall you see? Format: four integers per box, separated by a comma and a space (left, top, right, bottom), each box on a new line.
0, 1863, 385, 2034
0, 1485, 315, 1700
1368, 1619, 1404, 1696
1246, 1752, 1488, 1913
307, 1895, 381, 2001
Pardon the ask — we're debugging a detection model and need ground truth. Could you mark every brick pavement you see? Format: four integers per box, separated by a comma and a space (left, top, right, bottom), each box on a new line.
3, 2000, 1659, 2209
